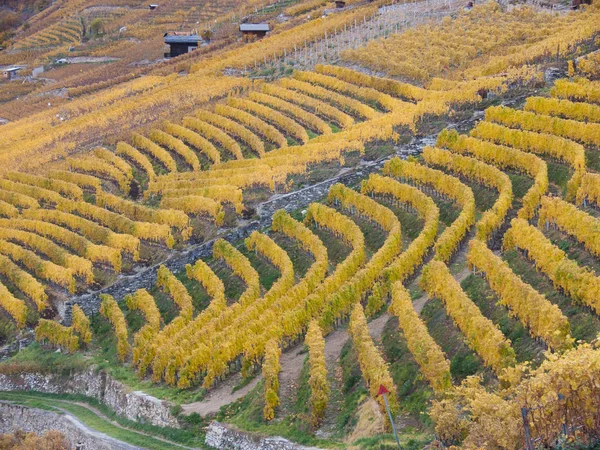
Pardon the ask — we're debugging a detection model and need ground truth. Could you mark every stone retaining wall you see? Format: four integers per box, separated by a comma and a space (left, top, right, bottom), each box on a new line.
0, 403, 142, 450
0, 368, 179, 429
205, 422, 323, 450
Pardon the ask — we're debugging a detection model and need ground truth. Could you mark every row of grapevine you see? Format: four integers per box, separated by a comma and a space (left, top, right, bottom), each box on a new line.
215, 104, 287, 148
6, 172, 83, 200
99, 294, 130, 362
305, 320, 328, 426
213, 239, 260, 306
389, 282, 452, 392
437, 129, 548, 220
551, 78, 600, 104
116, 142, 156, 182
422, 146, 512, 241
22, 208, 140, 260
538, 196, 600, 258
503, 218, 600, 315
239, 210, 329, 365
279, 77, 378, 120
468, 239, 573, 352
262, 83, 354, 129
183, 117, 244, 160
227, 98, 309, 144
382, 157, 473, 263
484, 105, 600, 147
262, 339, 281, 421
576, 172, 600, 208
67, 156, 131, 194
149, 130, 201, 172
195, 110, 265, 157
524, 96, 600, 124
160, 185, 244, 214
35, 319, 79, 353
318, 183, 402, 328
248, 92, 331, 136
361, 173, 440, 283
294, 71, 404, 112
349, 303, 398, 421
163, 122, 221, 165
0, 227, 93, 283
420, 260, 516, 374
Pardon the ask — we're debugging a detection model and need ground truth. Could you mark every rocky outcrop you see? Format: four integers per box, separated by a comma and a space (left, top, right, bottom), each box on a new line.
205, 422, 324, 450
0, 402, 142, 450
0, 368, 179, 429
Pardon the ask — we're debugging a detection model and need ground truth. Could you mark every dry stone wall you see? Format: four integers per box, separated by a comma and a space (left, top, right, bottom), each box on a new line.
0, 368, 179, 429
205, 422, 324, 450
0, 403, 142, 450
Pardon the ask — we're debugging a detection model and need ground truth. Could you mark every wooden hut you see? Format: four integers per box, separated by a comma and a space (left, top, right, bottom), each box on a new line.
239, 23, 270, 42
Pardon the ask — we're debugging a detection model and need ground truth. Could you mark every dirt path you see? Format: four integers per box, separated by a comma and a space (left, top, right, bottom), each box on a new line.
277, 344, 308, 414
181, 373, 261, 417
65, 401, 198, 450
368, 313, 390, 342
180, 312, 393, 422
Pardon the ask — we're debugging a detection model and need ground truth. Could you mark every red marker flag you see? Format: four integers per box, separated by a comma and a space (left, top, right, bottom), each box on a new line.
377, 384, 389, 396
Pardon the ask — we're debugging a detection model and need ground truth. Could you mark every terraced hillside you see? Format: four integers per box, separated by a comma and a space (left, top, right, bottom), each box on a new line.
1, 0, 600, 449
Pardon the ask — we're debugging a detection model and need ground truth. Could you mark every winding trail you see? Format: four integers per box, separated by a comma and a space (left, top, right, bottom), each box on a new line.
181, 373, 261, 417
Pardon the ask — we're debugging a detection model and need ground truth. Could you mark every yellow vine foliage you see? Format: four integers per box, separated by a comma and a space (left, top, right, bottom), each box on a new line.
227, 97, 309, 144
116, 142, 156, 182
131, 133, 177, 173
437, 129, 547, 220
468, 239, 573, 352
160, 195, 224, 226
539, 195, 600, 258
48, 170, 102, 193
262, 339, 281, 421
349, 303, 398, 426
0, 282, 27, 328
71, 304, 92, 345
389, 282, 451, 393
305, 320, 328, 427
215, 104, 287, 148
149, 129, 201, 172
0, 227, 93, 283
551, 78, 600, 104
280, 77, 378, 120
163, 121, 221, 164
0, 239, 74, 293
183, 117, 243, 160
35, 319, 79, 353
263, 83, 354, 129
100, 294, 130, 362
195, 110, 264, 157
249, 91, 331, 136
6, 171, 83, 200
21, 208, 139, 261
420, 260, 516, 374
383, 157, 472, 263
422, 146, 512, 242
485, 105, 600, 148
213, 239, 260, 306
503, 217, 600, 316
524, 96, 600, 124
